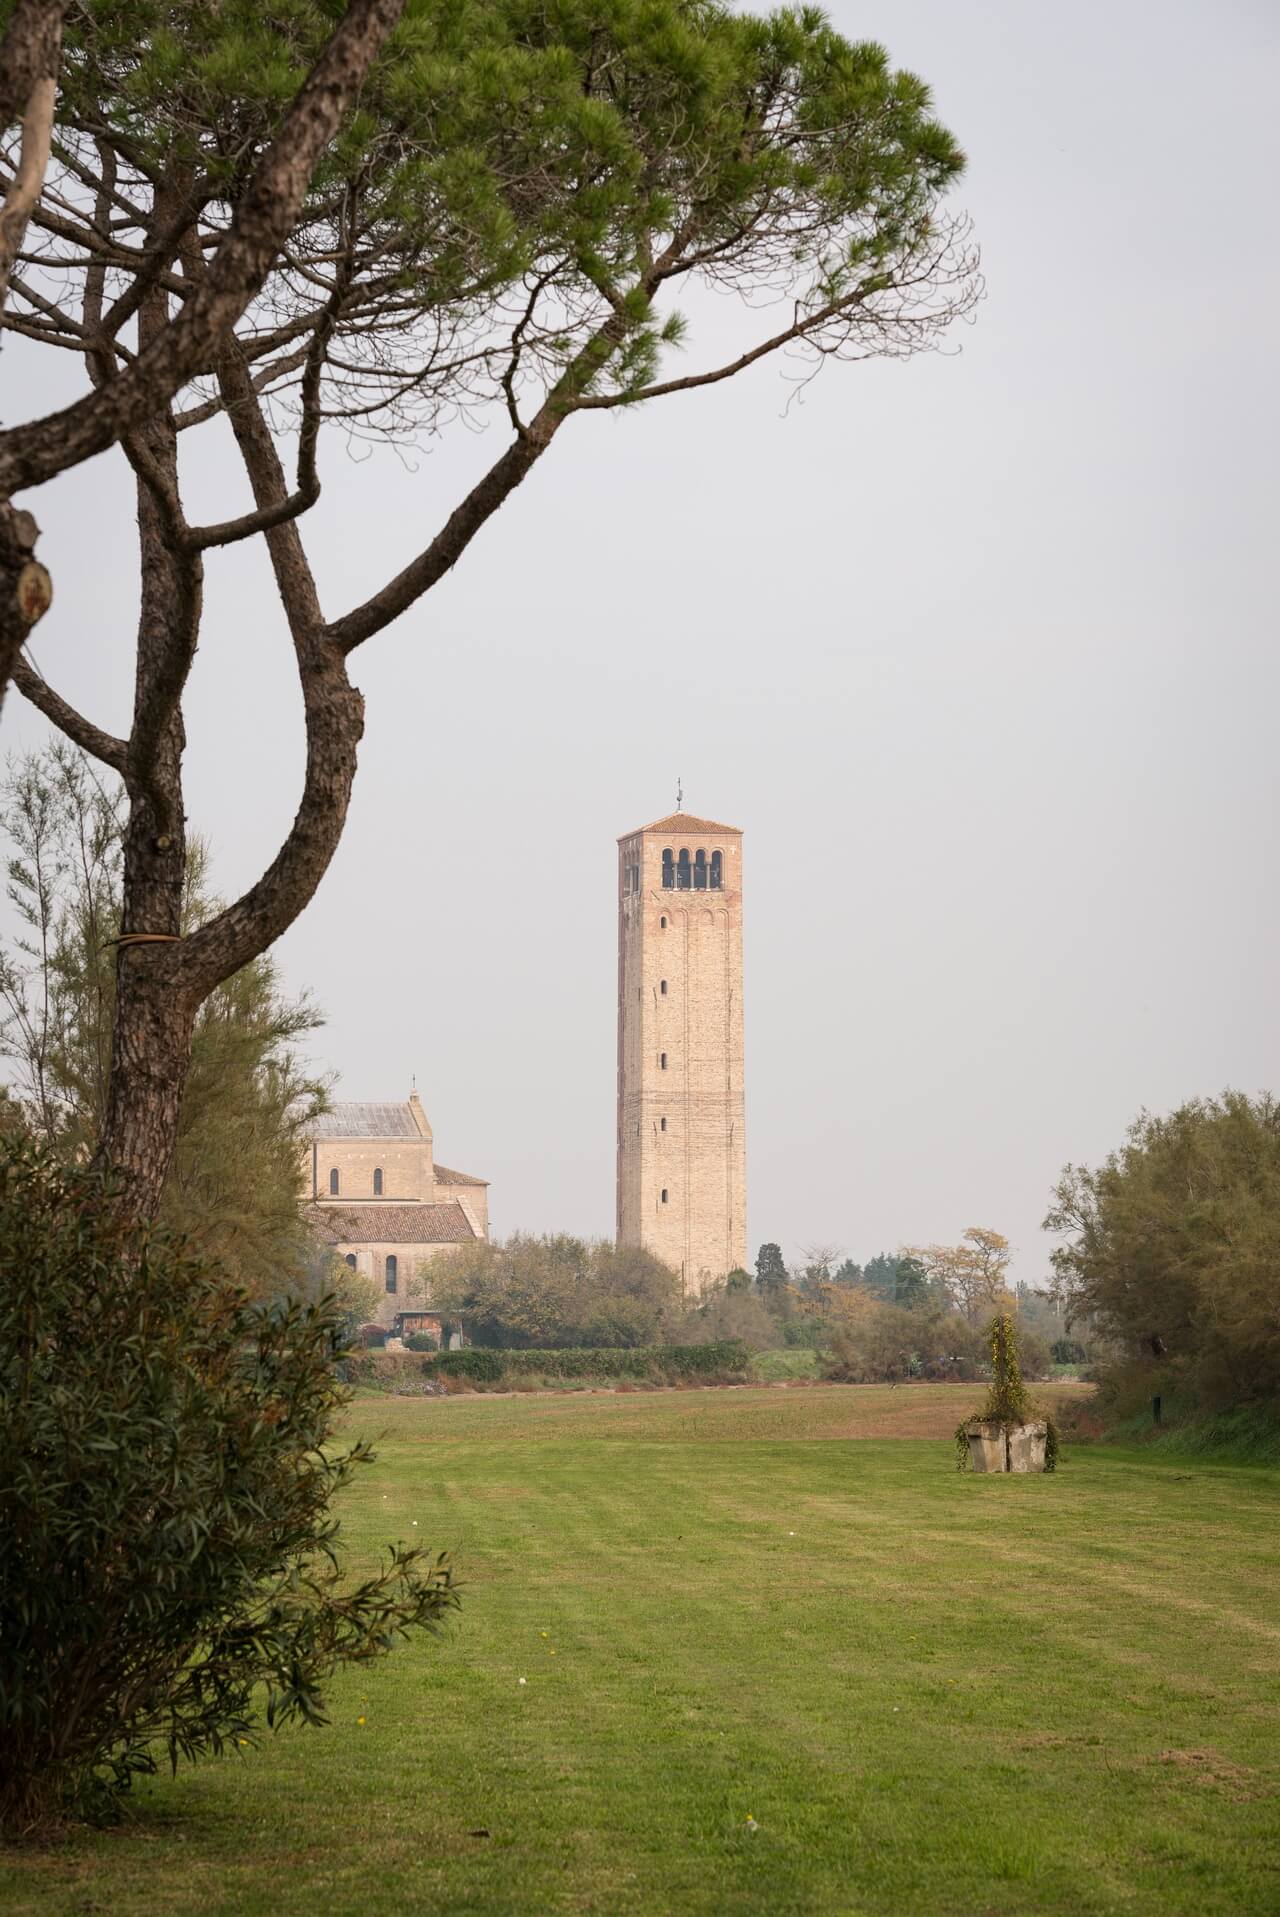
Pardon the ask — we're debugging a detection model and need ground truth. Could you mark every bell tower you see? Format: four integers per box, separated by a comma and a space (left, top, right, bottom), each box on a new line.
616, 809, 746, 1293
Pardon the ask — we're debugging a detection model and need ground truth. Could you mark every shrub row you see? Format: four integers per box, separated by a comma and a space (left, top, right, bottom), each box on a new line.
421, 1342, 750, 1387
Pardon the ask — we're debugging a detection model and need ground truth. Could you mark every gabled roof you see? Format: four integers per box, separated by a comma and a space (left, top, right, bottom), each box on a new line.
310, 1100, 426, 1140
433, 1163, 489, 1188
304, 1201, 479, 1246
621, 812, 742, 840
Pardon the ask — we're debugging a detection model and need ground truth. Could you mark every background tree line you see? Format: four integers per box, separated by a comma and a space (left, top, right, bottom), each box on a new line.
1046, 1090, 1280, 1437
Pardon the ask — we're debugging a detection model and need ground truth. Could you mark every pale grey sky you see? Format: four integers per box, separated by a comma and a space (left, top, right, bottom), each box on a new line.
5, 0, 1278, 1280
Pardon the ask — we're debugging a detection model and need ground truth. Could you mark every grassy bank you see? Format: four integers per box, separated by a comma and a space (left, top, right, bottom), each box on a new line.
1100, 1399, 1280, 1466
3, 1382, 1277, 1917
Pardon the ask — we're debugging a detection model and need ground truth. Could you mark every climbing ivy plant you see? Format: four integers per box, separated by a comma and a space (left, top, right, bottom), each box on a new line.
955, 1313, 1060, 1471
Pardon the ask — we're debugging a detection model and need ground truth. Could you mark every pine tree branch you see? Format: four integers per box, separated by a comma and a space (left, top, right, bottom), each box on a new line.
10, 655, 129, 774
0, 0, 407, 496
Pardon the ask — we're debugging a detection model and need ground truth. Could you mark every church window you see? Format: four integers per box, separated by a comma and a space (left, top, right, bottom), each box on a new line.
660, 915, 667, 929
710, 850, 723, 890
344, 1254, 356, 1269
661, 1189, 668, 1203
661, 849, 674, 889
329, 1168, 339, 1195
660, 979, 667, 995
676, 848, 691, 889
373, 1167, 383, 1195
660, 1052, 667, 1070
694, 849, 707, 890
385, 1254, 398, 1294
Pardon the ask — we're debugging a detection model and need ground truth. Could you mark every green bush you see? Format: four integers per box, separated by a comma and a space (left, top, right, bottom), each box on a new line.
0, 1140, 458, 1832
422, 1342, 750, 1388
403, 1331, 440, 1352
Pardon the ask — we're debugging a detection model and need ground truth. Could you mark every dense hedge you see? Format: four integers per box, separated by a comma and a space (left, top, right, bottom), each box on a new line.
421, 1342, 750, 1386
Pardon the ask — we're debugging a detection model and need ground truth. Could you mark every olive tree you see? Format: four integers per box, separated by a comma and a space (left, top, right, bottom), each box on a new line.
2, 0, 978, 1220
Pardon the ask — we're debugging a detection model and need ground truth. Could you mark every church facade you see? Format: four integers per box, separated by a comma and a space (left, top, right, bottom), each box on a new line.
300, 1089, 488, 1328
616, 811, 747, 1294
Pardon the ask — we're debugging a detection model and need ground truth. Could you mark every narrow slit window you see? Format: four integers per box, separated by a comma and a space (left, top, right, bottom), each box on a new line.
329, 1168, 339, 1195
660, 915, 667, 929
373, 1167, 383, 1195
660, 1052, 667, 1069
385, 1255, 398, 1294
661, 1189, 668, 1204
660, 1117, 667, 1132
660, 979, 667, 995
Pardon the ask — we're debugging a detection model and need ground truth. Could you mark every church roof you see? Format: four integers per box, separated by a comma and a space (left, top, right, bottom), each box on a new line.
311, 1101, 424, 1139
623, 812, 742, 839
304, 1201, 479, 1246
433, 1163, 489, 1187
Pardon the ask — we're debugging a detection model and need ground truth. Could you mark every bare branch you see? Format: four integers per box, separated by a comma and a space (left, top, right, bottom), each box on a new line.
10, 654, 129, 774
0, 62, 57, 310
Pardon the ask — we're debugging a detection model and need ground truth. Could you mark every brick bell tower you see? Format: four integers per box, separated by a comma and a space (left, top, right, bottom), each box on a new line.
616, 808, 746, 1295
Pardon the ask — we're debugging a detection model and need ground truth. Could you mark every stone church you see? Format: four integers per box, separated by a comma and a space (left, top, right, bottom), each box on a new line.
300, 1089, 488, 1329
616, 810, 747, 1294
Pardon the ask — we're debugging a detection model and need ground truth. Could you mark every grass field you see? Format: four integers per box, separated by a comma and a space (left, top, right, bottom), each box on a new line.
4, 1382, 1279, 1916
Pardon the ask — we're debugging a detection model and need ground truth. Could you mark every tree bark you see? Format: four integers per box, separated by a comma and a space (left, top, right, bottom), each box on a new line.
92, 265, 199, 1216
0, 500, 51, 714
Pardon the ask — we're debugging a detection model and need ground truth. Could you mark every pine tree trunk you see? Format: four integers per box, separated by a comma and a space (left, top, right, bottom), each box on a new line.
91, 336, 200, 1218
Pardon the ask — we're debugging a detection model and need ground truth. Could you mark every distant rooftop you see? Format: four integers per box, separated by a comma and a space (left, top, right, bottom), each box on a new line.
310, 1100, 425, 1140
304, 1201, 478, 1246
623, 812, 742, 840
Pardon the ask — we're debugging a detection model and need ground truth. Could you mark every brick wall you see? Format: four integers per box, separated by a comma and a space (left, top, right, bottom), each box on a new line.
617, 823, 747, 1295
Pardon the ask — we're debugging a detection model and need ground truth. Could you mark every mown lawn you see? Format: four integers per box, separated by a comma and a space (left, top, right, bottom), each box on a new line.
4, 1383, 1279, 1916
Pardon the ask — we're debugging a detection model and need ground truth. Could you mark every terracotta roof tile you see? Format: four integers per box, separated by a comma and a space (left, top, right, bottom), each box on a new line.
304, 1201, 479, 1246
432, 1163, 488, 1188
620, 813, 742, 839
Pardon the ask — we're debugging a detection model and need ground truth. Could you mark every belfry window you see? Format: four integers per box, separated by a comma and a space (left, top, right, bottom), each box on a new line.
694, 849, 707, 890
676, 848, 691, 889
710, 850, 723, 890
385, 1255, 398, 1294
329, 1168, 339, 1195
661, 849, 674, 889
373, 1167, 383, 1195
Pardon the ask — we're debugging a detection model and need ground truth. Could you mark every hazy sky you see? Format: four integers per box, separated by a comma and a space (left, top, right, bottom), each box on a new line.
5, 0, 1278, 1282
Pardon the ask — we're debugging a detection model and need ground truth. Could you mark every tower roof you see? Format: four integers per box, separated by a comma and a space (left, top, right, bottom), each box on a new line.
622, 812, 742, 840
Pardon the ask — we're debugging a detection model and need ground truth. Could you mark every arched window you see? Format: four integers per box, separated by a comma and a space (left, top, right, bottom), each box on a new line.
694, 849, 707, 890
710, 850, 723, 890
660, 1052, 667, 1070
373, 1167, 383, 1195
329, 1168, 339, 1195
344, 1254, 356, 1269
661, 849, 674, 889
661, 1188, 669, 1204
385, 1255, 398, 1294
676, 848, 691, 889
660, 915, 667, 929
660, 979, 667, 995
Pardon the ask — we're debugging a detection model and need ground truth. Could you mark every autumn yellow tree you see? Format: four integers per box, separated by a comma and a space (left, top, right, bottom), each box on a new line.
906, 1227, 1012, 1325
